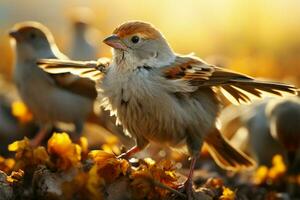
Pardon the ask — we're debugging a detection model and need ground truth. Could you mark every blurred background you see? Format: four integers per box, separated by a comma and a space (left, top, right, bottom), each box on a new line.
0, 0, 300, 85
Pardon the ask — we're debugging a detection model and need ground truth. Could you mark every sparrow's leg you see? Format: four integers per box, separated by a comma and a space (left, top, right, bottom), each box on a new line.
117, 146, 141, 159
286, 151, 298, 197
117, 136, 149, 159
184, 134, 203, 199
287, 151, 296, 171
184, 153, 199, 200
74, 121, 84, 136
30, 124, 51, 147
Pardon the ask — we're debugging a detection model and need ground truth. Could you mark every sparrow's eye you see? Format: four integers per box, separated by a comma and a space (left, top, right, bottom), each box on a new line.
131, 35, 140, 44
30, 33, 36, 40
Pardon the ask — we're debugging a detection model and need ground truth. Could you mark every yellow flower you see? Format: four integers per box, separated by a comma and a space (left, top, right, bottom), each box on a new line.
0, 156, 15, 173
252, 154, 287, 185
33, 146, 50, 164
87, 165, 104, 200
268, 154, 286, 180
220, 187, 235, 200
6, 169, 24, 184
11, 101, 33, 123
252, 166, 268, 185
87, 150, 129, 199
8, 137, 30, 152
47, 133, 82, 170
101, 135, 121, 155
8, 137, 50, 170
130, 159, 179, 199
89, 150, 129, 183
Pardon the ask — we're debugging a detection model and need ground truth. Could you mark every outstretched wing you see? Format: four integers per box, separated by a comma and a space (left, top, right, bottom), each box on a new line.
162, 55, 297, 104
38, 57, 110, 81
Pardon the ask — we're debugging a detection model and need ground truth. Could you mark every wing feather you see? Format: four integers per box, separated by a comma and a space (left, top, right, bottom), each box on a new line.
38, 57, 109, 81
162, 55, 298, 104
50, 73, 97, 100
162, 56, 214, 81
37, 57, 110, 99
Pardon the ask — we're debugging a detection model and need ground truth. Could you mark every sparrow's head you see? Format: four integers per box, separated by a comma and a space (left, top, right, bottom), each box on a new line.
103, 21, 174, 67
9, 21, 55, 59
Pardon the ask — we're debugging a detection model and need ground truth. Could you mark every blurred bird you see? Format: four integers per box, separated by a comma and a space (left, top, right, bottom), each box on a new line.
220, 101, 286, 167
266, 97, 300, 172
266, 96, 300, 197
221, 97, 300, 171
68, 7, 101, 60
9, 21, 97, 146
38, 21, 297, 199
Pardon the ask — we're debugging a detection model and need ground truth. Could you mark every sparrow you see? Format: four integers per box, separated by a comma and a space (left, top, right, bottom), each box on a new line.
220, 101, 286, 167
69, 14, 100, 61
38, 21, 297, 199
9, 21, 97, 146
266, 96, 300, 172
68, 11, 133, 147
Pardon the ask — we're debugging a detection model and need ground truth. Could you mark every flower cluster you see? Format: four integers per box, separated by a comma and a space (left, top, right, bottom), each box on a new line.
252, 154, 287, 185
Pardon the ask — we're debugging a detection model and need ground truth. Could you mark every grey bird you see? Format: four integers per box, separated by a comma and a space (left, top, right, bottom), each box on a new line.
69, 20, 99, 61
266, 97, 300, 170
9, 21, 97, 146
220, 101, 286, 167
37, 21, 298, 199
221, 97, 300, 170
68, 7, 100, 60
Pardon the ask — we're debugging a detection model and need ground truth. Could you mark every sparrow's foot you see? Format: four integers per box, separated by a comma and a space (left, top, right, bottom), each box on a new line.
117, 146, 140, 159
179, 153, 198, 200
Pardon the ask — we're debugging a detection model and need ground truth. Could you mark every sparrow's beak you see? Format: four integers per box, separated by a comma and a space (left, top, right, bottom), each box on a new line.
8, 30, 18, 38
103, 35, 127, 50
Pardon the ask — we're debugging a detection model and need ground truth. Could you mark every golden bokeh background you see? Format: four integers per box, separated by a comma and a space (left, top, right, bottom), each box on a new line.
1, 0, 300, 85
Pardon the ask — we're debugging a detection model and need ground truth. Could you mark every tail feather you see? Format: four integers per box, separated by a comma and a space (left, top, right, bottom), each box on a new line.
205, 128, 255, 170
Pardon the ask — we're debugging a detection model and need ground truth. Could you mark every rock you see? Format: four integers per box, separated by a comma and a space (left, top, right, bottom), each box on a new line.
105, 176, 132, 200
32, 165, 78, 200
0, 170, 14, 200
32, 166, 63, 200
